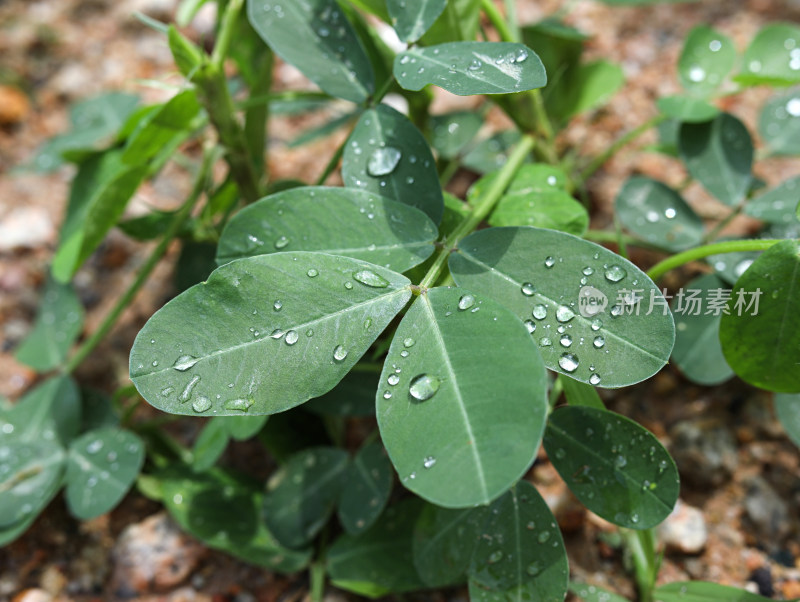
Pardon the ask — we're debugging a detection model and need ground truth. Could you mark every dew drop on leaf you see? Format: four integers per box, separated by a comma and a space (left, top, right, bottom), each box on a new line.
403, 337, 415, 348
532, 304, 547, 320
333, 345, 348, 361
353, 269, 389, 288
423, 456, 436, 468
604, 265, 627, 282
387, 374, 400, 386
558, 353, 579, 372
457, 294, 475, 310
593, 336, 605, 349
224, 398, 254, 412
270, 328, 285, 339
409, 374, 441, 401
274, 236, 290, 249
285, 330, 299, 345
524, 319, 536, 333
366, 146, 402, 176
488, 550, 504, 563
544, 256, 556, 268
539, 336, 552, 347
307, 268, 318, 278
172, 354, 199, 371
555, 305, 575, 323
192, 396, 212, 413
521, 282, 536, 296
179, 375, 200, 402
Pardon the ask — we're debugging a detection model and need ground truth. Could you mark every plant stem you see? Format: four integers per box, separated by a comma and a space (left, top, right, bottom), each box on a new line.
64, 147, 213, 374
480, 0, 515, 42
646, 239, 781, 281
419, 135, 536, 289
211, 0, 243, 69
576, 115, 667, 186
235, 90, 331, 110
622, 528, 657, 602
502, 0, 519, 42
439, 158, 461, 187
315, 139, 346, 185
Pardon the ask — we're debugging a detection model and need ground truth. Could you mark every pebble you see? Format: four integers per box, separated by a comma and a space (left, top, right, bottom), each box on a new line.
744, 476, 790, 543
12, 590, 53, 602
0, 85, 30, 125
658, 499, 708, 554
111, 513, 205, 597
669, 419, 738, 486
0, 207, 55, 251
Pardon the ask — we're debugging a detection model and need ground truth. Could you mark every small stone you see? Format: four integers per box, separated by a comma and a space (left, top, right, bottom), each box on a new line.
0, 85, 30, 124
12, 590, 53, 602
669, 419, 737, 486
657, 499, 707, 554
0, 207, 54, 251
743, 475, 790, 542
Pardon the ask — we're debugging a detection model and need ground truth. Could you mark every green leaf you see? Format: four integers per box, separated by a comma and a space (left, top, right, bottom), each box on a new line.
467, 481, 568, 602
0, 440, 65, 529
388, 0, 446, 43
544, 406, 679, 528
246, 0, 374, 103
328, 498, 427, 597
492, 190, 588, 235
615, 176, 704, 251
559, 375, 605, 410
1, 376, 81, 445
216, 186, 437, 271
337, 440, 393, 534
121, 90, 201, 165
81, 388, 120, 431
159, 465, 311, 571
263, 447, 349, 548
705, 245, 760, 286
413, 505, 485, 586
175, 241, 218, 292
130, 252, 412, 416
430, 111, 483, 159
562, 60, 624, 119
678, 26, 735, 96
394, 42, 546, 96
462, 131, 523, 174
657, 96, 719, 123
225, 415, 269, 440
117, 209, 181, 241
745, 176, 800, 224
720, 240, 800, 393
654, 581, 792, 602
376, 287, 547, 507
759, 88, 800, 156
418, 0, 480, 44
52, 149, 147, 282
678, 113, 753, 206
342, 105, 443, 225
304, 370, 377, 416
735, 23, 800, 87
449, 227, 675, 387
570, 582, 631, 602
774, 394, 800, 449
168, 26, 205, 77
65, 427, 145, 520
15, 276, 84, 372
192, 419, 230, 472
671, 274, 734, 386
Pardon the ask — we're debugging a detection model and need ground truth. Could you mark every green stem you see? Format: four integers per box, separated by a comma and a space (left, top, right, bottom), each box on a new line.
64, 147, 213, 374
211, 0, 243, 69
480, 0, 515, 42
439, 158, 461, 187
622, 528, 657, 602
419, 135, 536, 289
646, 239, 781, 281
235, 90, 331, 110
315, 139, 346, 185
576, 115, 667, 186
502, 0, 519, 42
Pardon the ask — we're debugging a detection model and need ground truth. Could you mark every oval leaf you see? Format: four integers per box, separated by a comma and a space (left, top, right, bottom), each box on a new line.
543, 406, 680, 529
246, 0, 374, 103
720, 239, 800, 393
615, 176, 704, 251
342, 105, 443, 225
671, 274, 734, 386
263, 447, 349, 548
430, 111, 483, 159
337, 441, 393, 534
130, 252, 411, 416
65, 427, 145, 520
467, 481, 568, 602
192, 418, 231, 472
490, 189, 589, 235
657, 95, 719, 123
736, 23, 800, 87
759, 89, 800, 156
388, 0, 446, 43
394, 42, 546, 96
217, 187, 437, 271
376, 287, 547, 507
449, 227, 675, 387
1, 376, 81, 445
678, 113, 753, 206
678, 26, 735, 96
0, 440, 65, 529
745, 176, 800, 224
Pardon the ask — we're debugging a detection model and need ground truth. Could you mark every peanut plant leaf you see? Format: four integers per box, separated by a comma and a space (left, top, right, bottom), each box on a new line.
0, 440, 65, 529
342, 105, 443, 225
570, 582, 631, 602
744, 176, 800, 225
774, 394, 800, 449
263, 447, 349, 548
671, 274, 734, 386
735, 23, 800, 87
759, 89, 800, 156
52, 149, 147, 282
678, 26, 735, 96
246, 0, 374, 103
467, 481, 568, 602
654, 582, 788, 602
490, 190, 589, 235
418, 0, 481, 44
376, 287, 547, 508
562, 60, 624, 119
65, 427, 145, 520
387, 0, 446, 43
303, 371, 378, 416
15, 276, 84, 372
559, 375, 605, 410
394, 42, 546, 96
1, 376, 81, 445
543, 406, 680, 529
225, 415, 269, 440
720, 240, 800, 393
216, 187, 438, 272
657, 95, 719, 123
192, 419, 231, 472
429, 111, 483, 159
449, 227, 675, 387
130, 252, 411, 416
158, 465, 312, 571
706, 245, 760, 286
615, 176, 704, 251
462, 130, 523, 174
337, 441, 393, 534
328, 498, 427, 597
413, 505, 486, 586
678, 113, 753, 206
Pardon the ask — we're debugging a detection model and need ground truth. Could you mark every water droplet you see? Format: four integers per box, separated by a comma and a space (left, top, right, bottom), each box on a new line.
787, 98, 800, 117
526, 561, 540, 576
558, 353, 579, 372
160, 386, 175, 397
559, 334, 572, 347
367, 146, 402, 176
86, 439, 104, 454
403, 337, 415, 348
409, 374, 441, 401
555, 448, 566, 459
593, 336, 605, 349
544, 256, 556, 268
539, 336, 552, 347
515, 48, 528, 63
344, 281, 353, 290
400, 350, 409, 357
192, 396, 212, 413
307, 268, 319, 278
273, 300, 283, 311
383, 390, 392, 399
688, 65, 706, 82
556, 305, 575, 323
274, 236, 289, 249
664, 207, 677, 219
270, 328, 285, 339
521, 282, 536, 296
537, 531, 550, 543
591, 318, 603, 331
615, 455, 627, 468
604, 265, 627, 282
488, 550, 504, 563
524, 319, 536, 334
172, 354, 198, 371
582, 267, 594, 276
353, 269, 389, 288
285, 331, 299, 345
469, 59, 481, 70
532, 304, 547, 320
526, 520, 536, 530
179, 375, 201, 402
224, 398, 254, 412
709, 39, 722, 52
332, 345, 347, 361
646, 210, 660, 223
423, 456, 436, 468
458, 294, 475, 310
387, 374, 400, 386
